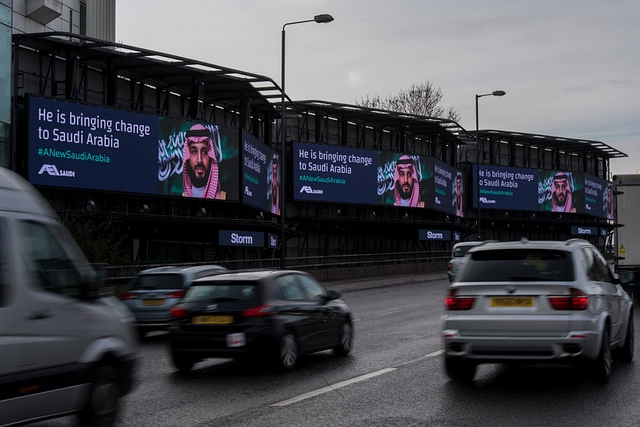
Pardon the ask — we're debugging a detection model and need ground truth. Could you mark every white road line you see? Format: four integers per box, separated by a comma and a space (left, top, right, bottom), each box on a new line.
393, 349, 444, 367
270, 368, 396, 407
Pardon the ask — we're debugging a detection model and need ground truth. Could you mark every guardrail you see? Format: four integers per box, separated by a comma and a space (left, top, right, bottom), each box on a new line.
99, 250, 450, 285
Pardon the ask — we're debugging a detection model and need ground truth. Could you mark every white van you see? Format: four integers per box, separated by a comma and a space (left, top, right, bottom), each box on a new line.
0, 167, 138, 427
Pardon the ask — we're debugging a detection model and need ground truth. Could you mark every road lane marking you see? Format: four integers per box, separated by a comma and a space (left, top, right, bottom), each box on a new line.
270, 368, 396, 407
393, 349, 444, 367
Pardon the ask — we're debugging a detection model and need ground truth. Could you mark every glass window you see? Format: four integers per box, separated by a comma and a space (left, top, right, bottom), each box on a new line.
131, 274, 183, 290
0, 219, 8, 307
276, 275, 306, 301
182, 281, 258, 302
298, 275, 327, 301
458, 249, 575, 282
589, 248, 614, 283
19, 221, 82, 298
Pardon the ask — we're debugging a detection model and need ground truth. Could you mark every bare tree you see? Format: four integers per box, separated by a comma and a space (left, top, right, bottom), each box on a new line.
356, 81, 460, 122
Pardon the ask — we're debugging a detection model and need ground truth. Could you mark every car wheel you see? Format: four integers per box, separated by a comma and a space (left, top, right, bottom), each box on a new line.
277, 332, 298, 371
171, 352, 196, 372
444, 356, 476, 382
78, 364, 120, 427
334, 322, 354, 356
613, 313, 634, 363
591, 327, 612, 383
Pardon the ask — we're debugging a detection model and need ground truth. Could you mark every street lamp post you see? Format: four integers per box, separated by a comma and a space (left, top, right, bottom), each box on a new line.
280, 14, 334, 269
475, 90, 506, 241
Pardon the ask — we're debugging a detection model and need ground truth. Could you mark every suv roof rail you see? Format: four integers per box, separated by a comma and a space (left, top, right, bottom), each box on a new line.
565, 238, 590, 246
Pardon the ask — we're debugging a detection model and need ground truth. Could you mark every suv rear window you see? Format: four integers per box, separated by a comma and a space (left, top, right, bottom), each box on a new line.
131, 274, 184, 290
182, 281, 259, 302
458, 249, 574, 282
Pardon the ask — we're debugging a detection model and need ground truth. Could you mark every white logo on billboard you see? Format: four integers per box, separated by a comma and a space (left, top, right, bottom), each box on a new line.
479, 197, 496, 204
300, 186, 323, 194
38, 164, 75, 177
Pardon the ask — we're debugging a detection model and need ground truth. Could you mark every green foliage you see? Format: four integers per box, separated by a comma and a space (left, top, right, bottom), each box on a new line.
61, 212, 130, 265
356, 81, 460, 122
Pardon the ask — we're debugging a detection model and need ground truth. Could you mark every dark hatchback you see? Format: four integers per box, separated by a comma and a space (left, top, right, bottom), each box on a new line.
168, 269, 354, 371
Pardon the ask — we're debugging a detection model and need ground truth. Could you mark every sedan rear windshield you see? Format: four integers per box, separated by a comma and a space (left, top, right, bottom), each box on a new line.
453, 245, 476, 257
457, 249, 575, 282
131, 274, 183, 290
182, 281, 260, 302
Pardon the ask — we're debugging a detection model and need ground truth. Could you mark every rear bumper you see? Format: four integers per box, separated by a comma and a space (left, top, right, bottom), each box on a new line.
169, 327, 279, 359
442, 329, 601, 363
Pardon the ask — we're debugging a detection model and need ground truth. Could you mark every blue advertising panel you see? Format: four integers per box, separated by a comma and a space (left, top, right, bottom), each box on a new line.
242, 131, 280, 215
419, 229, 451, 241
267, 233, 279, 249
293, 141, 377, 204
29, 96, 240, 200
473, 164, 539, 211
219, 230, 264, 247
583, 174, 607, 218
433, 160, 464, 217
378, 153, 433, 209
29, 96, 158, 193
571, 226, 598, 236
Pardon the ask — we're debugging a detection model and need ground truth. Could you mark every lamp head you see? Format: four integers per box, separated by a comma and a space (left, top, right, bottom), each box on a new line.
492, 90, 506, 96
314, 14, 334, 23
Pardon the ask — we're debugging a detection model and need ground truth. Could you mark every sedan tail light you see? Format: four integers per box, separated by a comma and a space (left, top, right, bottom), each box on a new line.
444, 288, 476, 311
166, 289, 186, 299
169, 305, 187, 318
547, 288, 589, 310
242, 304, 274, 317
120, 291, 138, 300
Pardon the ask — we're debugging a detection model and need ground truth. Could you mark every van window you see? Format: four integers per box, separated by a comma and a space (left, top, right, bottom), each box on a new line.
0, 220, 7, 307
20, 221, 82, 298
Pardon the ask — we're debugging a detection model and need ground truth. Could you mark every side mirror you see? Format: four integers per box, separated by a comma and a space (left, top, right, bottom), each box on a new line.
326, 290, 341, 301
618, 270, 636, 286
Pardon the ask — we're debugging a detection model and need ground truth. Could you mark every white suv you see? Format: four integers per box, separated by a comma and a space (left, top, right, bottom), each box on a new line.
0, 168, 138, 426
442, 238, 634, 383
447, 241, 484, 282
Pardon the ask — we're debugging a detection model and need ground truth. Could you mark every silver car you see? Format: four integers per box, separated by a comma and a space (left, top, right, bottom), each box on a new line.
441, 238, 634, 383
121, 265, 228, 338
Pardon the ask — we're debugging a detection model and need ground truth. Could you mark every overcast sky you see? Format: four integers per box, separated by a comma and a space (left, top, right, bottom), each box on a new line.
116, 0, 640, 176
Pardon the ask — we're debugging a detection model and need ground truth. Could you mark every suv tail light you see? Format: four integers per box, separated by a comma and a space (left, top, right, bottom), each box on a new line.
120, 291, 138, 300
444, 289, 476, 311
547, 288, 589, 310
447, 261, 453, 272
242, 304, 274, 317
166, 289, 186, 299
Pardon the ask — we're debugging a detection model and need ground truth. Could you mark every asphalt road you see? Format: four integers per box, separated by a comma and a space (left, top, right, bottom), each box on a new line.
28, 274, 640, 427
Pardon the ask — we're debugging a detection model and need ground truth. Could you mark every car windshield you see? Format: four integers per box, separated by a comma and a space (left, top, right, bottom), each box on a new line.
457, 249, 575, 282
131, 274, 183, 290
182, 281, 259, 302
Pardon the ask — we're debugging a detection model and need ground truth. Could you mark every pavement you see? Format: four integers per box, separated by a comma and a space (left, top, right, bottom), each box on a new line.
323, 272, 448, 294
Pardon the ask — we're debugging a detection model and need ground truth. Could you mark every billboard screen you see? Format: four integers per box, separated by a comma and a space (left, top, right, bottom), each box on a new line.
28, 96, 239, 200
472, 164, 609, 218
293, 141, 378, 204
241, 131, 280, 215
292, 141, 463, 216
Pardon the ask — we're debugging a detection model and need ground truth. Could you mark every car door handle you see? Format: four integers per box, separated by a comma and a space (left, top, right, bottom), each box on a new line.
26, 309, 52, 320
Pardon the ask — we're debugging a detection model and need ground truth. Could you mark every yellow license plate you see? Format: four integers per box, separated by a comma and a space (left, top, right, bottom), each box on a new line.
490, 297, 534, 307
193, 316, 233, 325
142, 299, 164, 306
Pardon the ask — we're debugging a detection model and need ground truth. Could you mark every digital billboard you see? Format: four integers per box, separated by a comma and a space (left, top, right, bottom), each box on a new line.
28, 96, 240, 201
292, 141, 463, 216
472, 163, 610, 218
293, 141, 378, 204
433, 159, 464, 217
241, 131, 280, 215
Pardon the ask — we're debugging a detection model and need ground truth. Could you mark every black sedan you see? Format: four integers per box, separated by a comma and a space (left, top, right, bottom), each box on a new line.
168, 269, 354, 371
